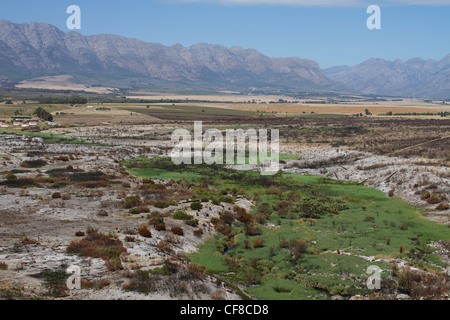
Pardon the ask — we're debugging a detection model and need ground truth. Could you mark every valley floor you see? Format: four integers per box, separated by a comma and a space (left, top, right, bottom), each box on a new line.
0, 122, 448, 300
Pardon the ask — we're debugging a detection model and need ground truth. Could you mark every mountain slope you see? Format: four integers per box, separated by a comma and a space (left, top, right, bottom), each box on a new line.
325, 55, 450, 98
0, 20, 338, 92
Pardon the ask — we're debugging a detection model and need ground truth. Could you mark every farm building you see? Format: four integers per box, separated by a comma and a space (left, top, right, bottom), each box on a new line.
12, 116, 31, 122
10, 116, 40, 126
12, 116, 31, 125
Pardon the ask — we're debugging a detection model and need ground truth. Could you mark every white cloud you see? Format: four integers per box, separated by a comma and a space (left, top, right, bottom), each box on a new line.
173, 0, 450, 7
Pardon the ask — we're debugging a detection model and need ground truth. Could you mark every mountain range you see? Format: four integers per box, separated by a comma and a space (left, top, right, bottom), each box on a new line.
0, 20, 336, 93
324, 55, 450, 99
0, 20, 449, 98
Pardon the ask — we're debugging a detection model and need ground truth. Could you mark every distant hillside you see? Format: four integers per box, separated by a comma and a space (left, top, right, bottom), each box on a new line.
0, 20, 339, 93
325, 56, 450, 99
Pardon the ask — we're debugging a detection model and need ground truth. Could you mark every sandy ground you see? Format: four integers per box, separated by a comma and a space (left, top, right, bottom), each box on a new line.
0, 133, 245, 300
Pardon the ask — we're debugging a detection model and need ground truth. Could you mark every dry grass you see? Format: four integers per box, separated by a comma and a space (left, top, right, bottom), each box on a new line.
397, 268, 450, 300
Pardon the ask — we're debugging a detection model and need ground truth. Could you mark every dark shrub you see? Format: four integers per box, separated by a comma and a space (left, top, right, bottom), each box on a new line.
129, 208, 140, 215
245, 224, 263, 236
138, 224, 152, 238
123, 195, 141, 209
420, 191, 431, 200
154, 200, 170, 209
253, 238, 265, 248
173, 211, 193, 220
426, 197, 440, 204
193, 228, 204, 237
435, 203, 449, 211
219, 210, 235, 225
171, 226, 184, 236
150, 217, 166, 231
52, 192, 62, 199
21, 159, 47, 168
190, 202, 203, 210
66, 228, 126, 271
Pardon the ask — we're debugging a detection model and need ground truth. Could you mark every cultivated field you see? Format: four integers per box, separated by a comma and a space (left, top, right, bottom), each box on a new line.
15, 75, 116, 95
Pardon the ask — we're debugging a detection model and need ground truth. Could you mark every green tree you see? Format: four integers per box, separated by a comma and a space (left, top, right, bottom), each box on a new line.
34, 107, 53, 121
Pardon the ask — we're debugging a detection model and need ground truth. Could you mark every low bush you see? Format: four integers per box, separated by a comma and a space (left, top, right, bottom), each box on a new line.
52, 192, 62, 199
129, 208, 140, 215
421, 191, 431, 200
397, 268, 450, 299
97, 210, 108, 217
426, 197, 440, 205
291, 196, 348, 219
219, 210, 235, 225
173, 211, 193, 220
5, 173, 17, 180
62, 194, 71, 200
273, 200, 292, 211
21, 159, 47, 168
66, 228, 127, 271
156, 240, 173, 253
154, 200, 170, 209
123, 195, 141, 209
0, 178, 40, 188
77, 181, 109, 189
190, 202, 203, 210
290, 240, 308, 262
279, 240, 289, 248
138, 224, 152, 238
245, 224, 263, 236
150, 217, 166, 231
193, 228, 204, 237
171, 226, 184, 236
435, 203, 449, 211
253, 238, 265, 248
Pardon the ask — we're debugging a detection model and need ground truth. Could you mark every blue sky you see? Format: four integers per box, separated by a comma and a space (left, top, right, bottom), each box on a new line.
0, 0, 449, 68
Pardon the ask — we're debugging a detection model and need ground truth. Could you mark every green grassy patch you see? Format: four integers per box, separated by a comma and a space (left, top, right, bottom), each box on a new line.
124, 155, 450, 300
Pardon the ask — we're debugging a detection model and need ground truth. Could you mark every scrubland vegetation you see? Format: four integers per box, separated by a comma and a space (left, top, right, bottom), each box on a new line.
0, 100, 448, 301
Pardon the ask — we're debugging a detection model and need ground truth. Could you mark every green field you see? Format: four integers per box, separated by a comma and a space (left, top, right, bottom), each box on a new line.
123, 156, 450, 300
